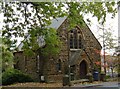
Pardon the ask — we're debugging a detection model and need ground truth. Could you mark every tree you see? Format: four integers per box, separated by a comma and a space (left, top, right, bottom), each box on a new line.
1, 2, 118, 56
97, 26, 117, 74
105, 54, 118, 77
0, 37, 14, 72
97, 27, 117, 50
114, 46, 120, 76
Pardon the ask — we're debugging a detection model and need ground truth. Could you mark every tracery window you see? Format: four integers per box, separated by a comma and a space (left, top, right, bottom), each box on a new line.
78, 35, 82, 49
74, 30, 77, 49
70, 34, 74, 48
69, 29, 82, 49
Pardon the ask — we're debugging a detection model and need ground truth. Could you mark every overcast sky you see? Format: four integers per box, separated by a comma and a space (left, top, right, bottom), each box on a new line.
84, 12, 118, 55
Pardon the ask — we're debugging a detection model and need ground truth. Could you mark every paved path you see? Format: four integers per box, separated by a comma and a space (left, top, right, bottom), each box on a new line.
72, 81, 119, 88
98, 81, 119, 87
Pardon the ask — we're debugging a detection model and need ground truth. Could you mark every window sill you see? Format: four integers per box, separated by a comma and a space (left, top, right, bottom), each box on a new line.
70, 49, 81, 51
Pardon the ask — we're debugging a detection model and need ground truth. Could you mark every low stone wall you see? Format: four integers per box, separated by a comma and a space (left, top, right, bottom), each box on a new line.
45, 74, 63, 83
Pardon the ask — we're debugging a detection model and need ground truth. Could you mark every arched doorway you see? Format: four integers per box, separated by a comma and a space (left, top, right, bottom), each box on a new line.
79, 60, 87, 79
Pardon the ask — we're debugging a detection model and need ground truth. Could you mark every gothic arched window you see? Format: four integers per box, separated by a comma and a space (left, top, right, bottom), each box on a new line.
78, 35, 82, 49
69, 29, 82, 49
74, 30, 77, 49
70, 34, 74, 48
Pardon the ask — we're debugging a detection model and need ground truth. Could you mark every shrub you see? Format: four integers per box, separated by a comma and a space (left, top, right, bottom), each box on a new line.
2, 68, 34, 85
105, 75, 111, 79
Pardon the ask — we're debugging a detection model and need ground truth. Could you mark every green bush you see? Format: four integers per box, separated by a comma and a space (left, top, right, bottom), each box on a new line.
105, 75, 111, 79
2, 68, 34, 85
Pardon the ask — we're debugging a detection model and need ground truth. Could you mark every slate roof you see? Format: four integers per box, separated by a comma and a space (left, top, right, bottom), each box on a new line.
48, 16, 67, 29
17, 16, 67, 51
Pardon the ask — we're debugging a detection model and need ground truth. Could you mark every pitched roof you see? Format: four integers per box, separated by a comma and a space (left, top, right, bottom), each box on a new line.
48, 16, 67, 29
17, 16, 67, 51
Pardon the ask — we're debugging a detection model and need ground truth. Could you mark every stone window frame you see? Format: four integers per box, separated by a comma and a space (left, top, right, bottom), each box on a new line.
69, 29, 82, 49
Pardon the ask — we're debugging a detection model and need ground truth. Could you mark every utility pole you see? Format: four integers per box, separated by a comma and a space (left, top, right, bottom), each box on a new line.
118, 2, 120, 47
97, 24, 106, 74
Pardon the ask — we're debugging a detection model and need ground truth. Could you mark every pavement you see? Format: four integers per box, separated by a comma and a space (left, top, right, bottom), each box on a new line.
72, 83, 102, 88
97, 81, 119, 87
72, 81, 120, 88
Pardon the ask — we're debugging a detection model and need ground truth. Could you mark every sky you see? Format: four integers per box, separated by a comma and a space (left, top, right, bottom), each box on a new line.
84, 12, 118, 55
0, 3, 118, 55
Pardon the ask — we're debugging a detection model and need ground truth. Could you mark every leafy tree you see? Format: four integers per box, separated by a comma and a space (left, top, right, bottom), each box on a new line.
97, 26, 117, 74
97, 27, 117, 50
114, 47, 120, 75
105, 55, 118, 77
0, 37, 13, 72
1, 2, 118, 56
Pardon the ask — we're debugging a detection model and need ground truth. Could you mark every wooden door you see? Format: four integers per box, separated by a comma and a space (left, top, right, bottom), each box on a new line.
80, 60, 87, 79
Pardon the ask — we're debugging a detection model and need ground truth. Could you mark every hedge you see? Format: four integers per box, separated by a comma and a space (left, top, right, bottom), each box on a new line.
2, 68, 34, 85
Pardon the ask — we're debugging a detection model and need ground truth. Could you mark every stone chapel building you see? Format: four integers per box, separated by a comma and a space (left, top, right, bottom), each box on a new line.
13, 16, 102, 82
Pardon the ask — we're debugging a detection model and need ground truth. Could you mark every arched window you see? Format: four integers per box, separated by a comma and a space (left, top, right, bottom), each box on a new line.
69, 29, 82, 49
74, 30, 77, 49
70, 34, 74, 48
56, 59, 62, 72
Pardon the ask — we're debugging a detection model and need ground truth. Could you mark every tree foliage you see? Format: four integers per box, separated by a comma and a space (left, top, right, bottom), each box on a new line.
0, 37, 13, 72
103, 30, 116, 49
114, 47, 120, 74
1, 1, 118, 56
2, 68, 34, 85
98, 27, 117, 50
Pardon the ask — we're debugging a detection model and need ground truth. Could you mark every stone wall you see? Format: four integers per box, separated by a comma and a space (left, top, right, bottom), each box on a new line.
81, 25, 101, 71
44, 19, 69, 82
14, 18, 101, 82
14, 51, 40, 81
